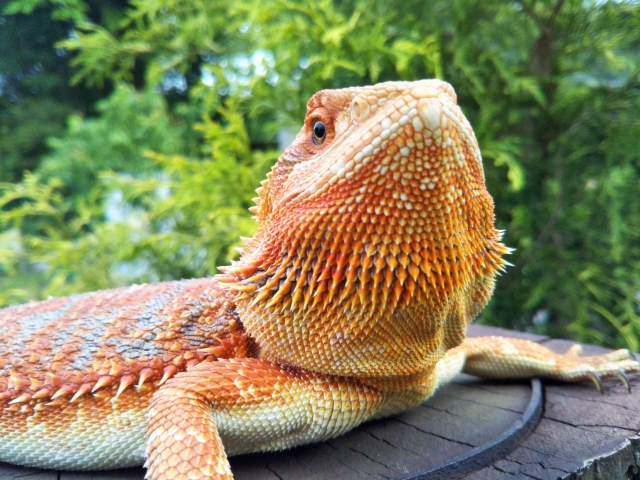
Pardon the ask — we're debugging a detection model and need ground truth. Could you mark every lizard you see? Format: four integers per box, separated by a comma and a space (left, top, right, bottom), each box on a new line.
0, 79, 638, 480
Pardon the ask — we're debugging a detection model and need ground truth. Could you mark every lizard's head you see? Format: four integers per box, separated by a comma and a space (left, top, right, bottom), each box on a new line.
219, 80, 510, 387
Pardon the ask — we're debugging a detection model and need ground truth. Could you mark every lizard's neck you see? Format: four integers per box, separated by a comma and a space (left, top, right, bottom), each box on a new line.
218, 177, 509, 390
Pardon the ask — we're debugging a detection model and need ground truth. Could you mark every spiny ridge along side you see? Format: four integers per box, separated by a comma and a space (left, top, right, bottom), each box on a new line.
0, 279, 256, 413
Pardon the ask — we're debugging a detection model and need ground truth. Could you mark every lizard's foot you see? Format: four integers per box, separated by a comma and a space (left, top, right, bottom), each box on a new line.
556, 345, 639, 394
459, 337, 640, 395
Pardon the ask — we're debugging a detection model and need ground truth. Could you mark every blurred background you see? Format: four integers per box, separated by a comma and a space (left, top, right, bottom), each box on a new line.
0, 0, 638, 349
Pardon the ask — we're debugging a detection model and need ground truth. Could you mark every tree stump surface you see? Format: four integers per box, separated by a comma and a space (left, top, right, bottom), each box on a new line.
1, 324, 639, 480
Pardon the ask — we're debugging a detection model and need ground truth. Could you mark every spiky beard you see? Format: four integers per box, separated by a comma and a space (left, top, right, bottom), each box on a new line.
217, 193, 510, 389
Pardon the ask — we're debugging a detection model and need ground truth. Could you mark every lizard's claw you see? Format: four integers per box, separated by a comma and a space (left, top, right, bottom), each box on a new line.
558, 347, 640, 394
586, 369, 603, 395
613, 369, 631, 393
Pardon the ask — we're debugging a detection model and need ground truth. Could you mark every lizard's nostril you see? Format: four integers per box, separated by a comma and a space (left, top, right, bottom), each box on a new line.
351, 95, 370, 123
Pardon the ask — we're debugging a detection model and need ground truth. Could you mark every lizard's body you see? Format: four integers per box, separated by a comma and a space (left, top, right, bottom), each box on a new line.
0, 279, 244, 469
1, 80, 637, 479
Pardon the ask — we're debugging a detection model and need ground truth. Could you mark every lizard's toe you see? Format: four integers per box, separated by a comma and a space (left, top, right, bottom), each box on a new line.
582, 358, 639, 394
566, 344, 583, 357
613, 369, 631, 393
605, 348, 637, 362
556, 346, 640, 394
586, 369, 603, 394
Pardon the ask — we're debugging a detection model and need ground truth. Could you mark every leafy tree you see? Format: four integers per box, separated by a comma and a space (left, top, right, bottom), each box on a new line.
0, 0, 128, 181
1, 0, 639, 350
0, 91, 275, 304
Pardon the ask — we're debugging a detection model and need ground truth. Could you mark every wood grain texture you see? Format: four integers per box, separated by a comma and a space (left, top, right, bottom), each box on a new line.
466, 338, 640, 480
1, 325, 638, 480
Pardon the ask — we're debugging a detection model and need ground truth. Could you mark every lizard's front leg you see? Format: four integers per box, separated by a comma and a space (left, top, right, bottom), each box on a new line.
418, 336, 640, 401
145, 358, 387, 480
457, 336, 640, 391
373, 336, 640, 420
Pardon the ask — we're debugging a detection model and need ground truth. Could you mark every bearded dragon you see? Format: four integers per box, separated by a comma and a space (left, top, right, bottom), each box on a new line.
0, 80, 637, 480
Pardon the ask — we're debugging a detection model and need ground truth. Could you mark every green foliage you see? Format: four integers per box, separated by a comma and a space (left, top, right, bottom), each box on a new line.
0, 95, 275, 305
37, 84, 192, 198
0, 0, 124, 181
4, 0, 88, 22
1, 0, 639, 350
0, 5, 76, 181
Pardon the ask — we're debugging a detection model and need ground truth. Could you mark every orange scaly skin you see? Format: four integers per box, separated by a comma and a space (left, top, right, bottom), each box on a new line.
1, 80, 638, 479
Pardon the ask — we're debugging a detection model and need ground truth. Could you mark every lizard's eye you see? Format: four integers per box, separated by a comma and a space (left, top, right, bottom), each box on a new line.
312, 121, 326, 145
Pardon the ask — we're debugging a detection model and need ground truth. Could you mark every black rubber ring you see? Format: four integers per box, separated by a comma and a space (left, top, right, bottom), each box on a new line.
405, 378, 544, 480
